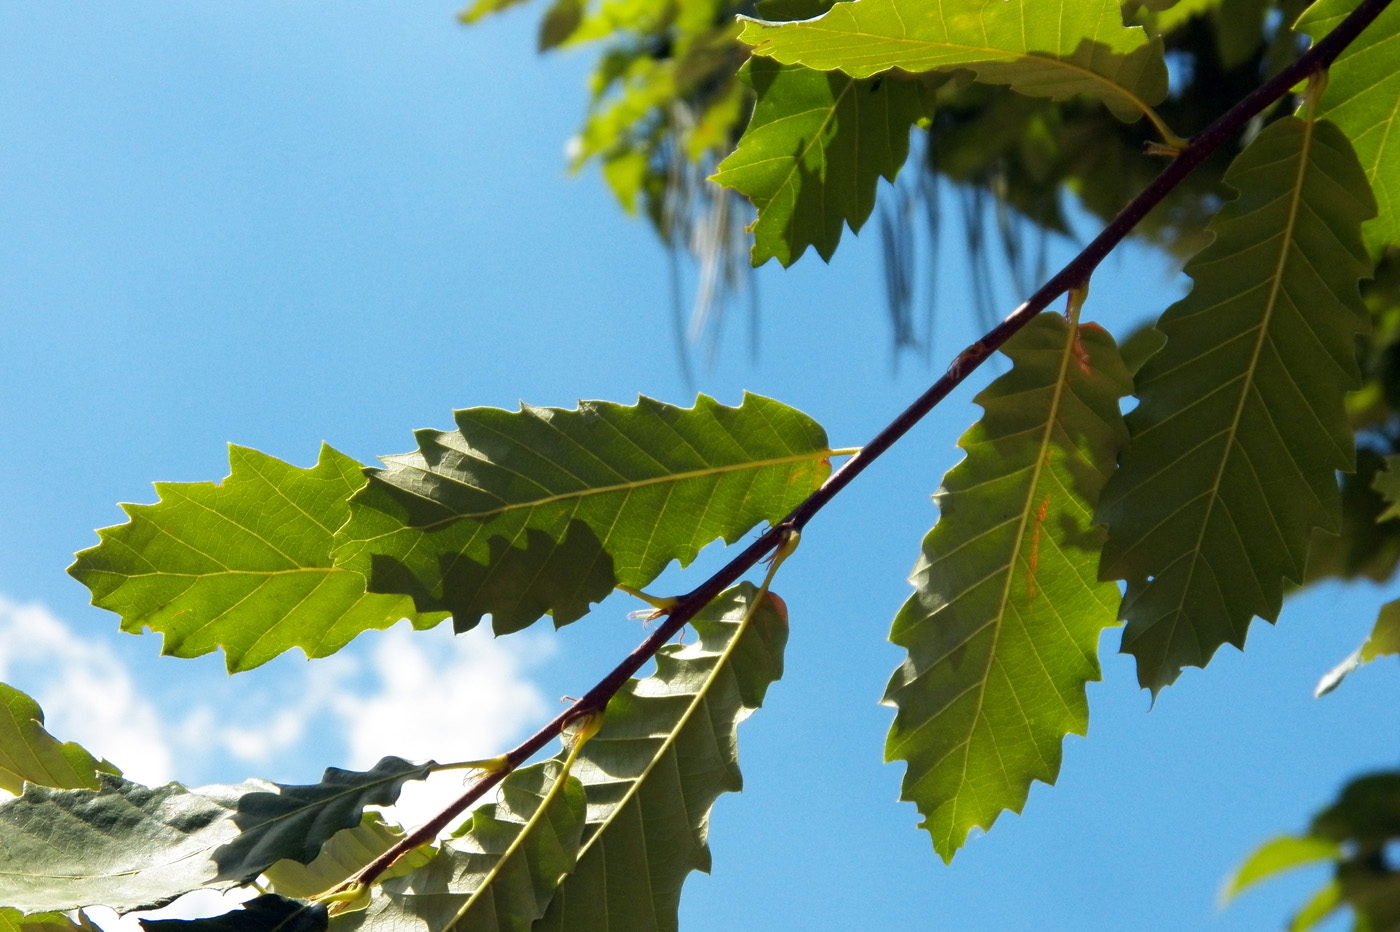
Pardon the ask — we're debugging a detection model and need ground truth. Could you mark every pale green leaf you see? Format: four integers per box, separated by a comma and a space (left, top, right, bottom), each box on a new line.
0, 758, 432, 913
711, 58, 930, 267
139, 895, 327, 932
1097, 117, 1375, 693
69, 445, 445, 673
534, 582, 787, 932
738, 0, 1169, 123
1290, 880, 1343, 932
884, 313, 1132, 861
334, 394, 831, 635
1222, 835, 1341, 902
1315, 598, 1400, 696
335, 761, 585, 932
0, 682, 118, 794
1296, 0, 1400, 254
265, 813, 436, 900
458, 0, 531, 25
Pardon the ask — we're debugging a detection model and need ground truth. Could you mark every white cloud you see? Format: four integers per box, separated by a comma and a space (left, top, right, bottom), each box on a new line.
0, 595, 174, 785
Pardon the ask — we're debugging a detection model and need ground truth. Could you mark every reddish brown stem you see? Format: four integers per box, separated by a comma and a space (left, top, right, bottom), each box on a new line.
345, 0, 1393, 892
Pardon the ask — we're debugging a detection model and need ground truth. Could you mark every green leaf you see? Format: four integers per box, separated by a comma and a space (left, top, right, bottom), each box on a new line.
0, 909, 103, 932
738, 0, 1169, 123
69, 445, 446, 673
334, 394, 831, 635
0, 682, 118, 794
265, 813, 436, 900
0, 758, 432, 913
883, 313, 1132, 862
1222, 835, 1342, 901
1374, 454, 1400, 521
537, 0, 584, 50
139, 896, 327, 932
711, 58, 930, 267
1315, 598, 1400, 696
533, 582, 788, 931
1296, 0, 1400, 254
334, 761, 585, 932
1097, 117, 1375, 693
1289, 880, 1343, 932
458, 0, 531, 25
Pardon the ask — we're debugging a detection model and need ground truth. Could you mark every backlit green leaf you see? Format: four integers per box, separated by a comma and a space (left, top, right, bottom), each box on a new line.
1315, 598, 1400, 696
0, 909, 103, 932
1098, 117, 1375, 693
0, 758, 432, 913
334, 394, 830, 635
534, 582, 788, 931
712, 58, 930, 267
69, 445, 445, 673
0, 683, 118, 794
265, 813, 436, 900
738, 0, 1169, 123
884, 313, 1132, 862
334, 761, 585, 932
1222, 835, 1342, 901
1296, 0, 1400, 254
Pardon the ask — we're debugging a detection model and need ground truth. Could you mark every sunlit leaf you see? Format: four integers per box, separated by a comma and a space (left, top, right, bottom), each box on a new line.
0, 909, 103, 932
738, 0, 1169, 123
1097, 117, 1375, 693
334, 761, 585, 932
884, 313, 1132, 861
265, 813, 436, 900
69, 445, 445, 673
534, 582, 788, 931
140, 895, 327, 932
1315, 598, 1400, 696
1373, 454, 1400, 521
334, 394, 831, 635
457, 0, 531, 25
712, 58, 931, 267
1222, 835, 1341, 901
0, 758, 432, 913
1296, 0, 1400, 253
0, 683, 118, 794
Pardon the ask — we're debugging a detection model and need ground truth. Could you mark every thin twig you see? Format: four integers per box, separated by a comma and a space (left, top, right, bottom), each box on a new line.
344, 0, 1393, 893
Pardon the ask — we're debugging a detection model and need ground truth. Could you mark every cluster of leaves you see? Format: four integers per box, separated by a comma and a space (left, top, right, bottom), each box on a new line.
2, 1, 1399, 931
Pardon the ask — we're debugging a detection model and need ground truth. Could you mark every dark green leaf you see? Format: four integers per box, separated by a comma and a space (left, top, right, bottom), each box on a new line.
0, 758, 432, 913
1296, 0, 1400, 253
334, 394, 830, 634
140, 896, 327, 932
1374, 454, 1400, 521
69, 445, 445, 673
1098, 118, 1375, 693
534, 582, 788, 932
738, 0, 1169, 123
884, 314, 1132, 861
0, 682, 118, 794
335, 761, 585, 932
712, 58, 930, 267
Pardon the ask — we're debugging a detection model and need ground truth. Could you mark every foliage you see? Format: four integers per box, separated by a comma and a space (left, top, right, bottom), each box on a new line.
3, 1, 1400, 931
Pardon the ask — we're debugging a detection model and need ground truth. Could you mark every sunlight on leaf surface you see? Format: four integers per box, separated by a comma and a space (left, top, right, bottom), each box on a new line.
68, 445, 445, 673
0, 682, 118, 794
738, 0, 1169, 123
884, 313, 1132, 861
1098, 117, 1375, 694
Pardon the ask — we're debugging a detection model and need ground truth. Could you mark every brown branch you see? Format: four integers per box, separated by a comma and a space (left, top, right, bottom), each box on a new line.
345, 0, 1393, 892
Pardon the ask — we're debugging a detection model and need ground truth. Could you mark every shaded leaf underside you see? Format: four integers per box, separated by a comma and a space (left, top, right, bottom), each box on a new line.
535, 583, 788, 931
738, 0, 1169, 123
334, 393, 830, 635
68, 445, 444, 673
0, 757, 432, 914
1097, 117, 1375, 693
885, 313, 1132, 861
712, 58, 930, 267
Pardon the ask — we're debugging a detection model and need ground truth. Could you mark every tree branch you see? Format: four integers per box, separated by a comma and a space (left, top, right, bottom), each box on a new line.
344, 0, 1393, 893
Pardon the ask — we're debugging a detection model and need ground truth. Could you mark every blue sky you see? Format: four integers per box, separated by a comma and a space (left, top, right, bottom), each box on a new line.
1, 4, 1395, 931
